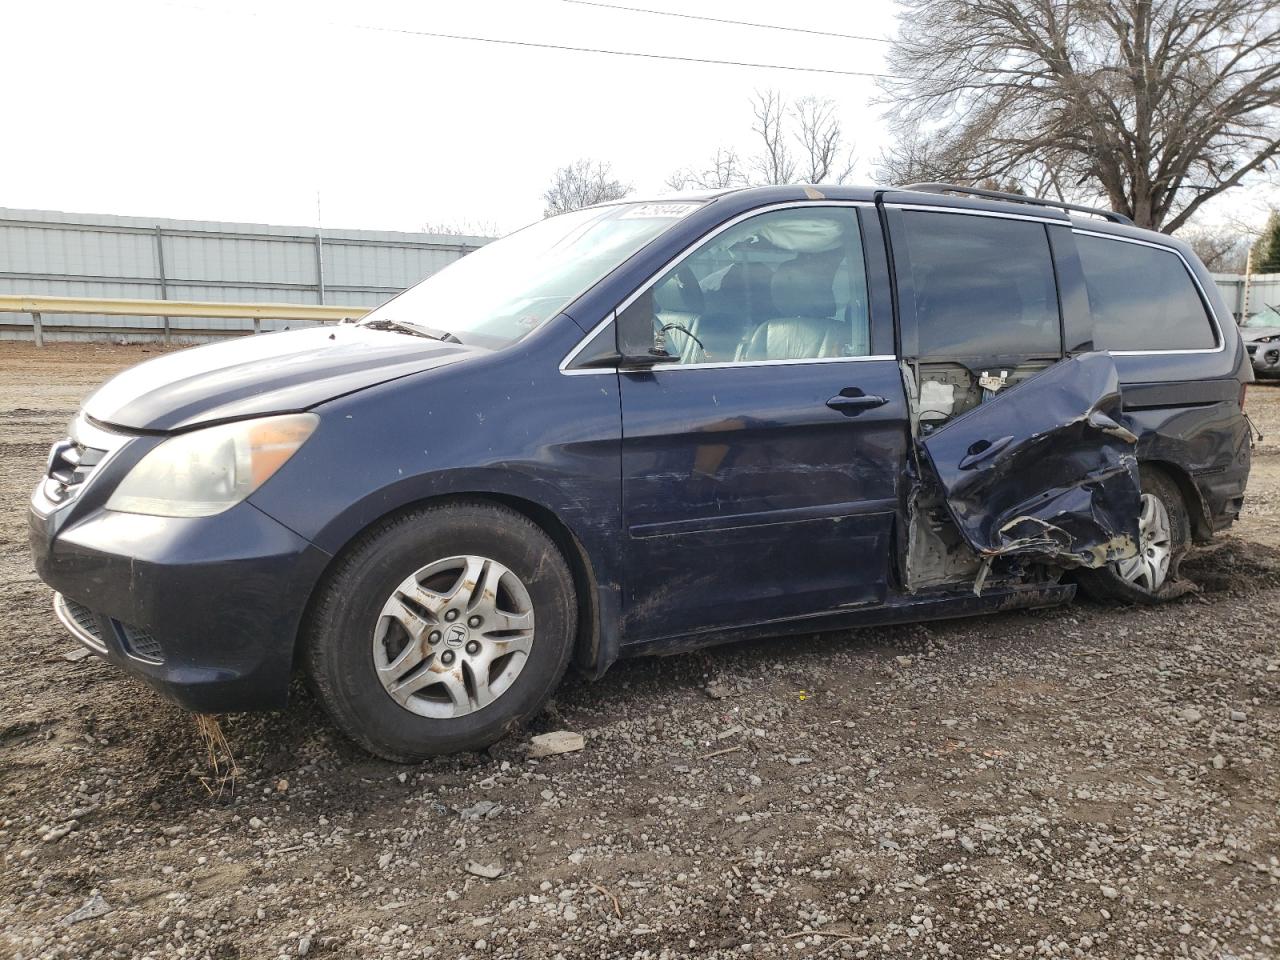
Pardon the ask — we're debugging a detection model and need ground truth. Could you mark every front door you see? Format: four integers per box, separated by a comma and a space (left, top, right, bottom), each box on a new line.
616, 205, 908, 641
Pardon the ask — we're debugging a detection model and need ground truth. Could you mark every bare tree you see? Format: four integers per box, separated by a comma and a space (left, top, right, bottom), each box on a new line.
793, 96, 857, 184
543, 160, 631, 216
665, 148, 749, 191
420, 219, 500, 239
750, 90, 797, 186
669, 90, 857, 190
877, 0, 1280, 231
1183, 225, 1252, 271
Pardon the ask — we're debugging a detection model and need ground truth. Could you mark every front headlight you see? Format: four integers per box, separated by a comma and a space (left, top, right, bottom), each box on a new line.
106, 413, 318, 518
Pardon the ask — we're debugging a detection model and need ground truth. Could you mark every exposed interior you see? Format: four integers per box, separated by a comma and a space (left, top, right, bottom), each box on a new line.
901, 360, 1057, 593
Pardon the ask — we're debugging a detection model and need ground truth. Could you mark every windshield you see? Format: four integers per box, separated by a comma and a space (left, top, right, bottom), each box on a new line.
1243, 304, 1280, 327
359, 201, 703, 348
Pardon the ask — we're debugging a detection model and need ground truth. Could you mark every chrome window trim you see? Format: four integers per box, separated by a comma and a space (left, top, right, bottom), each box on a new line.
1071, 228, 1226, 356
890, 203, 1067, 225
559, 200, 877, 376
641, 353, 898, 373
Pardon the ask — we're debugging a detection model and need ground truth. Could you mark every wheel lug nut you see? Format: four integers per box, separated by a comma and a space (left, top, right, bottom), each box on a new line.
428, 631, 442, 644
441, 650, 455, 665
467, 615, 482, 628
465, 640, 480, 655
444, 610, 459, 622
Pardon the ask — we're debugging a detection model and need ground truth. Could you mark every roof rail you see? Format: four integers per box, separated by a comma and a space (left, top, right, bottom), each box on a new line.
901, 182, 1135, 226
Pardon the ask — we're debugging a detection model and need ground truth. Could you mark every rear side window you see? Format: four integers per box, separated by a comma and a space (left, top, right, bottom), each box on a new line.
1076, 235, 1217, 351
899, 211, 1061, 359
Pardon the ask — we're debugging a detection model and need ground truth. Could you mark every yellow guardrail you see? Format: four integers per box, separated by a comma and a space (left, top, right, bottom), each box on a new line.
0, 294, 372, 346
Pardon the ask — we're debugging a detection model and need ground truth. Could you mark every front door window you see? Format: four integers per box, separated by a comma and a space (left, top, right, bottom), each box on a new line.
620, 207, 872, 365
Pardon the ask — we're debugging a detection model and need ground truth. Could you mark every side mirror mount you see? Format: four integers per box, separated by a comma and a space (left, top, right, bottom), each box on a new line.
616, 292, 680, 369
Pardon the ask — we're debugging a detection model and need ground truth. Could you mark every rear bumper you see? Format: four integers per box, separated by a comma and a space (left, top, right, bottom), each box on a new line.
30, 499, 331, 713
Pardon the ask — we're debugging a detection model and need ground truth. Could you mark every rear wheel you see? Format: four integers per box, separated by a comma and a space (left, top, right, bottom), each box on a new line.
304, 501, 576, 761
1077, 465, 1190, 604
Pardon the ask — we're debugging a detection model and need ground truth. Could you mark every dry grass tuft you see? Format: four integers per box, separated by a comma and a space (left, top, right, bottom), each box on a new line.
192, 714, 241, 797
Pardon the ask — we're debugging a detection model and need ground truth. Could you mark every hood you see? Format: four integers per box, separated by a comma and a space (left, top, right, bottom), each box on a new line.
1241, 325, 1280, 343
83, 325, 481, 432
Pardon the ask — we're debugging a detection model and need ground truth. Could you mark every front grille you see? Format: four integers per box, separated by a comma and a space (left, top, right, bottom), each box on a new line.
117, 623, 164, 664
63, 598, 102, 640
42, 439, 107, 507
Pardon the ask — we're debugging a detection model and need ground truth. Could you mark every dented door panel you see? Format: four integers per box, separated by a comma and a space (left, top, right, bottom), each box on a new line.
919, 352, 1142, 568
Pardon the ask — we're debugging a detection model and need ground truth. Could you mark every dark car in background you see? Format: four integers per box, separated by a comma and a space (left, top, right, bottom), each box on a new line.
30, 184, 1252, 760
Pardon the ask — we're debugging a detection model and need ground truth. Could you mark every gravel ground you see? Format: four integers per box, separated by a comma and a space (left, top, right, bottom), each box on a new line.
1, 341, 1278, 960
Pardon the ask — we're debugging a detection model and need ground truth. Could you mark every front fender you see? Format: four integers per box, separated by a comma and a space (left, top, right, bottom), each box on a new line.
246, 349, 625, 675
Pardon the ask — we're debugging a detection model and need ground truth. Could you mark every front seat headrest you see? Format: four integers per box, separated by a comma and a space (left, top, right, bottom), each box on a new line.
770, 253, 840, 319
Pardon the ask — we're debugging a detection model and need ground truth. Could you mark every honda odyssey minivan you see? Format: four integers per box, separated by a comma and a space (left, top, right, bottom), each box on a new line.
30, 184, 1252, 760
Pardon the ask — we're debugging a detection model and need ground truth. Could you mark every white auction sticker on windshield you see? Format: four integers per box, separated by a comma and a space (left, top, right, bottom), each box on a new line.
618, 202, 702, 220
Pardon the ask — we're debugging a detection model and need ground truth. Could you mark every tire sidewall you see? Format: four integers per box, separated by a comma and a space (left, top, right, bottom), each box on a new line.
308, 504, 576, 759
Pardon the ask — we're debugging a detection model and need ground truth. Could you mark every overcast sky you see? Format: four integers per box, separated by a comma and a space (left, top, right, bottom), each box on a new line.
4, 0, 1274, 236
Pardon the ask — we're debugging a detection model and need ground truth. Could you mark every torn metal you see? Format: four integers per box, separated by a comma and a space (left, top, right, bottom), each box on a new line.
918, 352, 1142, 576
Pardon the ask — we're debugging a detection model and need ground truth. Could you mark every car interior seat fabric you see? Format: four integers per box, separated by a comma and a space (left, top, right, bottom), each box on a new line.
740, 251, 849, 361
652, 270, 706, 362
686, 261, 777, 363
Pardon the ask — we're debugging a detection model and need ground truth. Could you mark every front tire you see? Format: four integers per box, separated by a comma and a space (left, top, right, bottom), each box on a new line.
304, 501, 577, 761
1077, 465, 1190, 604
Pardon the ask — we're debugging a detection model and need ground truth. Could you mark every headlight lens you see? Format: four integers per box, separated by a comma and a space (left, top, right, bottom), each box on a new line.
106, 413, 318, 517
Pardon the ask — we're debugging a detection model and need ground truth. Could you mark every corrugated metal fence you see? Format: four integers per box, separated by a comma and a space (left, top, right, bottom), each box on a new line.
2, 207, 1275, 342
0, 208, 490, 342
1215, 273, 1280, 320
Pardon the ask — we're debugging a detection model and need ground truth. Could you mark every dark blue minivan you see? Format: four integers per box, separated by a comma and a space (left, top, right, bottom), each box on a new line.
30, 184, 1252, 759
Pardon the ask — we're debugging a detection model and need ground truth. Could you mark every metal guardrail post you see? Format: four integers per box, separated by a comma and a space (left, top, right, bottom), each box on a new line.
32, 311, 43, 348
315, 232, 326, 305
1242, 248, 1255, 323
154, 226, 171, 346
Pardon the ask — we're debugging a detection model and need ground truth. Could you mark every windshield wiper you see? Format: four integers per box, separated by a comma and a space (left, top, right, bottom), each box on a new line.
361, 318, 462, 344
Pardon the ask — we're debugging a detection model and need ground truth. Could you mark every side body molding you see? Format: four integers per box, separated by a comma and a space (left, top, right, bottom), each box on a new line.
920, 352, 1143, 570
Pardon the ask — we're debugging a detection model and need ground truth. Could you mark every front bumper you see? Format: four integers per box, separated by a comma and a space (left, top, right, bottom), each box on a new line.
30, 497, 332, 713
1247, 342, 1280, 377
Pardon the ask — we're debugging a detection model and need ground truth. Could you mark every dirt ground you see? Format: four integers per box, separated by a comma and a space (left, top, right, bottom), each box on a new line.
1, 341, 1277, 960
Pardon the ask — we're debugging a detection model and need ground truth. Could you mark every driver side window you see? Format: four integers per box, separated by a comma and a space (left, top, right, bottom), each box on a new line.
622, 206, 871, 365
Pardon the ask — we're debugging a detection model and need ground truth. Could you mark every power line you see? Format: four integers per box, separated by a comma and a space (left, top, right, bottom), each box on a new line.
561, 0, 894, 45
165, 0, 905, 80
352, 21, 905, 78
560, 0, 1119, 72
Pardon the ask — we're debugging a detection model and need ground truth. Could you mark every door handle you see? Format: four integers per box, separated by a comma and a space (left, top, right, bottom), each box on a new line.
826, 390, 888, 414
957, 434, 1015, 470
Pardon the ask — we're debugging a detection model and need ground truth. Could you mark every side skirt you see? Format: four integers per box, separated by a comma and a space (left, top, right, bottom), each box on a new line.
620, 581, 1075, 659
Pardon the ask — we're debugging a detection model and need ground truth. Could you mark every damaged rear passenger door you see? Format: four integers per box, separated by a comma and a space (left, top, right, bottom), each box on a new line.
885, 204, 1142, 588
